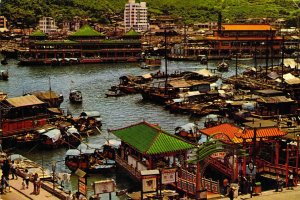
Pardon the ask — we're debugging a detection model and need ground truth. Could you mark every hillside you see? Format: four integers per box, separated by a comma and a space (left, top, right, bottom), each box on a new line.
1, 0, 299, 27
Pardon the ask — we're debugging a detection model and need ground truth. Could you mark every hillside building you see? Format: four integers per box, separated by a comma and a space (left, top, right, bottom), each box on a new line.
38, 17, 57, 34
124, 0, 149, 33
0, 16, 8, 32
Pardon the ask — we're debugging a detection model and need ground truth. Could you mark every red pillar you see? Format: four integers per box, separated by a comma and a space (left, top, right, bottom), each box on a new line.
275, 141, 279, 166
243, 142, 247, 177
285, 144, 289, 187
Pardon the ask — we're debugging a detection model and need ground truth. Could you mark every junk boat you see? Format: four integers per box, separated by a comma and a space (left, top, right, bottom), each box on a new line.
64, 140, 120, 173
69, 90, 83, 103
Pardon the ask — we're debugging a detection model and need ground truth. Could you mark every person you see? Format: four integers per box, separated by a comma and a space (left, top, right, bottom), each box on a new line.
10, 160, 18, 180
24, 169, 30, 189
228, 187, 234, 200
2, 160, 10, 180
31, 173, 39, 195
66, 191, 74, 200
1, 175, 9, 193
288, 171, 294, 190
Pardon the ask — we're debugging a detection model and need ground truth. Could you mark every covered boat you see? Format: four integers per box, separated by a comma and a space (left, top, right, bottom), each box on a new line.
62, 126, 82, 148
217, 60, 229, 72
41, 128, 63, 148
174, 123, 201, 142
69, 90, 82, 103
64, 141, 120, 173
73, 111, 102, 135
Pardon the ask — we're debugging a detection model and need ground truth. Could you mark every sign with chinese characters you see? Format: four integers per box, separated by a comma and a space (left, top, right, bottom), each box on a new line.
78, 177, 87, 196
93, 179, 116, 194
142, 175, 157, 192
161, 168, 177, 184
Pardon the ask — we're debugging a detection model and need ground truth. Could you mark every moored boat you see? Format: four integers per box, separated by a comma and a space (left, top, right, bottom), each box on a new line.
174, 123, 201, 142
141, 56, 161, 69
64, 140, 120, 173
40, 128, 63, 149
69, 90, 83, 103
217, 60, 229, 72
0, 70, 8, 81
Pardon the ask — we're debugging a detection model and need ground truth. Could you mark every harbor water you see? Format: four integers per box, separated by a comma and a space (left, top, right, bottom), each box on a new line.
0, 58, 280, 198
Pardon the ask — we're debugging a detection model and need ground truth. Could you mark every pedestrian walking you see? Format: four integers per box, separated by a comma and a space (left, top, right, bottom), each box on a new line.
24, 169, 30, 189
1, 175, 9, 193
10, 160, 18, 180
288, 171, 294, 190
1, 159, 10, 180
31, 173, 39, 195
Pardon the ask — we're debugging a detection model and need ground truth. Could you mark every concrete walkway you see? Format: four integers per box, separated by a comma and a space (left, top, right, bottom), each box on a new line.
218, 184, 300, 200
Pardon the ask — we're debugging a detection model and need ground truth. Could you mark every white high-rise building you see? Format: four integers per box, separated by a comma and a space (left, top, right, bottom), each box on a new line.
38, 17, 57, 34
124, 0, 149, 33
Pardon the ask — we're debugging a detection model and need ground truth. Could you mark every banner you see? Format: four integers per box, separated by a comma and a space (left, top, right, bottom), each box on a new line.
142, 176, 157, 192
161, 169, 176, 184
94, 179, 116, 194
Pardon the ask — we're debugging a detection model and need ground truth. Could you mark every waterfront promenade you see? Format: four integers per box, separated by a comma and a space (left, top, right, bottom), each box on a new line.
217, 184, 300, 200
0, 171, 63, 200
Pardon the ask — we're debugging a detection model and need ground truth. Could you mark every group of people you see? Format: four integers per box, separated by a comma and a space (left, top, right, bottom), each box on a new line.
23, 168, 41, 195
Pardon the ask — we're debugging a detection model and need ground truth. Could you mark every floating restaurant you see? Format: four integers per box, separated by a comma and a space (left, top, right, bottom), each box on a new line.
19, 25, 142, 65
110, 121, 222, 198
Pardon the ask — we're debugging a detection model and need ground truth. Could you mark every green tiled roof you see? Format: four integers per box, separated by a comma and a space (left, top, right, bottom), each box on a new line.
71, 25, 105, 37
35, 40, 78, 45
124, 28, 140, 37
111, 121, 195, 155
30, 30, 46, 37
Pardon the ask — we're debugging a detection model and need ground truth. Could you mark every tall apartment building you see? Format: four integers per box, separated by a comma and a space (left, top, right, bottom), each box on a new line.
124, 0, 149, 33
0, 16, 8, 32
38, 17, 57, 34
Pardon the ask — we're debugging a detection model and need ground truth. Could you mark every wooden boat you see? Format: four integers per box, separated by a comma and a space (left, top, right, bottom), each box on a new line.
69, 90, 82, 103
105, 87, 125, 97
40, 128, 64, 149
175, 123, 201, 142
73, 111, 102, 136
15, 131, 41, 147
0, 70, 8, 80
64, 140, 120, 173
198, 55, 208, 65
141, 57, 161, 69
61, 126, 82, 148
217, 60, 229, 72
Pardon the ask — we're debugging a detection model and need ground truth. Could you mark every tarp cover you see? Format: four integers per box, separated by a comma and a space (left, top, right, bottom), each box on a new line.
5, 95, 45, 108
31, 90, 60, 99
43, 129, 62, 143
192, 69, 214, 77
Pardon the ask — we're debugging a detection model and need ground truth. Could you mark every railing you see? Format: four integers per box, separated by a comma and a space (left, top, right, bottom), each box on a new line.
256, 159, 300, 176
176, 168, 220, 195
206, 157, 233, 178
115, 155, 141, 180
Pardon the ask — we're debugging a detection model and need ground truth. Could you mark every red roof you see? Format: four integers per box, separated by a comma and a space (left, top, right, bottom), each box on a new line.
200, 123, 241, 141
236, 127, 287, 139
221, 24, 275, 31
200, 123, 288, 143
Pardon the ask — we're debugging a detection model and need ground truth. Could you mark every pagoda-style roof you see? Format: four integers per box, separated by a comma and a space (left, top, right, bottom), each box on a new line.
124, 28, 140, 37
110, 121, 195, 155
30, 30, 46, 37
220, 24, 276, 31
200, 123, 288, 143
70, 25, 105, 37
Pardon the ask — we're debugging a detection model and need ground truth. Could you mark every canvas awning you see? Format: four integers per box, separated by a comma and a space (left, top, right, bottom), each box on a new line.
31, 90, 60, 99
5, 95, 45, 108
192, 69, 214, 77
80, 111, 100, 118
141, 73, 152, 79
168, 80, 190, 88
43, 129, 62, 142
284, 59, 297, 69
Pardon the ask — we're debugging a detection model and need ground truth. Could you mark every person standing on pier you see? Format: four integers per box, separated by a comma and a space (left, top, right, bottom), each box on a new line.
24, 169, 30, 189
10, 160, 18, 180
1, 159, 10, 180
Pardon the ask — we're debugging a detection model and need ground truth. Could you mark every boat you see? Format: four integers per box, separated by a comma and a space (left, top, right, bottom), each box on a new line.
1, 57, 8, 65
15, 130, 41, 147
64, 140, 120, 173
217, 60, 229, 72
69, 90, 83, 103
141, 57, 161, 69
230, 53, 253, 61
72, 111, 102, 136
40, 128, 64, 149
198, 55, 208, 65
0, 70, 8, 80
174, 123, 201, 142
105, 88, 125, 97
61, 126, 82, 148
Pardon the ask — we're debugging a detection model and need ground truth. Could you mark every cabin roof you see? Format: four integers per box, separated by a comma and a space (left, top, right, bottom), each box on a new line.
257, 96, 294, 104
30, 90, 60, 100
236, 127, 287, 139
110, 121, 195, 155
5, 95, 45, 108
70, 25, 105, 37
221, 24, 275, 31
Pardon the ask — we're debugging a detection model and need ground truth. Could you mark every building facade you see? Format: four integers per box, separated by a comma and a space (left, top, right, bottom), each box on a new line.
124, 0, 149, 33
0, 16, 8, 32
38, 17, 57, 34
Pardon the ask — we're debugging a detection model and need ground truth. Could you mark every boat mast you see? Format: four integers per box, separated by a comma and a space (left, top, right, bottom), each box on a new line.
281, 35, 285, 84
265, 34, 269, 82
164, 28, 168, 94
